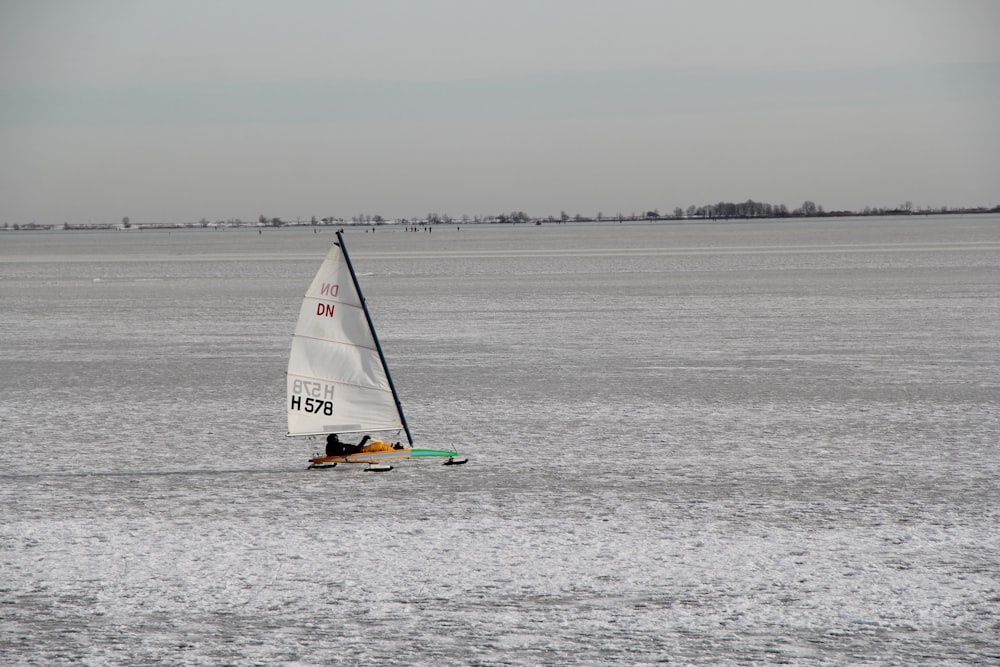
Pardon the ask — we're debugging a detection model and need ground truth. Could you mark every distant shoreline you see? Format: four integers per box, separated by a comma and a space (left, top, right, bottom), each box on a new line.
4, 206, 999, 232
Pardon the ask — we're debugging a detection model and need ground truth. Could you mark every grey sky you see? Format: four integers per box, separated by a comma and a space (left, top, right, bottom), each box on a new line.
2, 0, 998, 225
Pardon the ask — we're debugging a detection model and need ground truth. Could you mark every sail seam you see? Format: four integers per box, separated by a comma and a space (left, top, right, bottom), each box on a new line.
302, 295, 364, 310
290, 333, 379, 353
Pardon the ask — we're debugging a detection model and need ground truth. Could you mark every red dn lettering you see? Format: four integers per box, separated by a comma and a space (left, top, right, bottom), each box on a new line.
317, 283, 338, 317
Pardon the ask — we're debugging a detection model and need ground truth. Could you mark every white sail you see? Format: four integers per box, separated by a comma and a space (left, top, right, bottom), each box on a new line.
286, 236, 403, 437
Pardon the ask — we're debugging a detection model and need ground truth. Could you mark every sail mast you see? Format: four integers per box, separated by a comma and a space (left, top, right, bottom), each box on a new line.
335, 230, 414, 447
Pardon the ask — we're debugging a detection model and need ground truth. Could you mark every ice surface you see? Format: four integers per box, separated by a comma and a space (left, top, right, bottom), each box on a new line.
2, 218, 999, 665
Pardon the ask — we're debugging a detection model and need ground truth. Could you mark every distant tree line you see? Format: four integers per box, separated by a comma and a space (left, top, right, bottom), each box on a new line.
6, 202, 999, 231
680, 200, 796, 219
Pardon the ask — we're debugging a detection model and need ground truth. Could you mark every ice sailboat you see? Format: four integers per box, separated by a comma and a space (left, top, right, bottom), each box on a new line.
287, 231, 464, 470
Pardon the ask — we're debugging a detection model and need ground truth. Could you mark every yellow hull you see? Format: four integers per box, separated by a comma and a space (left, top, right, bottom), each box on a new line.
308, 447, 461, 467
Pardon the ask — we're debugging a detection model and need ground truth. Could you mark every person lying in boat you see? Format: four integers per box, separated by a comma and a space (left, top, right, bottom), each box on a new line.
325, 433, 370, 456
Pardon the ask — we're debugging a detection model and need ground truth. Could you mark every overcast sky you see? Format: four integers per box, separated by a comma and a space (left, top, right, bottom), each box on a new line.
2, 0, 998, 225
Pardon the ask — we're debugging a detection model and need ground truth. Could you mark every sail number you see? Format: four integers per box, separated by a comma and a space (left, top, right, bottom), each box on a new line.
290, 379, 334, 416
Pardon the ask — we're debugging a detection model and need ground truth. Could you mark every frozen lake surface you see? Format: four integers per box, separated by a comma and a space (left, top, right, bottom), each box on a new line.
2, 216, 999, 665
